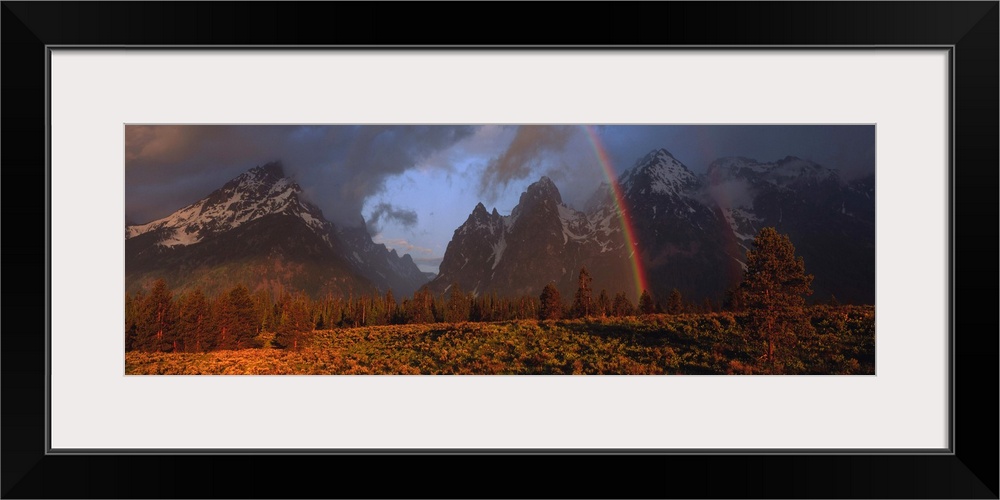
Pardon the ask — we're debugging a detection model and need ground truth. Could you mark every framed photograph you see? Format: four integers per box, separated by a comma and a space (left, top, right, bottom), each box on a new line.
4, 2, 996, 498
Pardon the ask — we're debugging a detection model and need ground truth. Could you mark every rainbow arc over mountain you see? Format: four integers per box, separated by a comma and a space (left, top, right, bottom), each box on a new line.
582, 125, 649, 299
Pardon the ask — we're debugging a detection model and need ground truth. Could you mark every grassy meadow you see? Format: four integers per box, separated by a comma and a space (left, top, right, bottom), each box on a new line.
125, 306, 874, 375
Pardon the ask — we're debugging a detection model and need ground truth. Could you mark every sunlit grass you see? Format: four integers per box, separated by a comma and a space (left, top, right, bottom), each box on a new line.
125, 306, 874, 375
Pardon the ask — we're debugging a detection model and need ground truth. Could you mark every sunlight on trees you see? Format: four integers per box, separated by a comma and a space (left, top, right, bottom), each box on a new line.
737, 227, 815, 373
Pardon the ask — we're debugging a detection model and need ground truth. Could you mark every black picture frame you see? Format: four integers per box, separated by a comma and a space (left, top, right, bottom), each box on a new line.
3, 2, 996, 498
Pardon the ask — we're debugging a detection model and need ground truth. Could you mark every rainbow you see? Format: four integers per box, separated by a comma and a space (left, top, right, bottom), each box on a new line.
582, 125, 649, 299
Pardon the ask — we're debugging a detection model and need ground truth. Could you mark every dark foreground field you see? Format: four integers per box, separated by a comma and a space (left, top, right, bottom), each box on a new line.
125, 306, 874, 375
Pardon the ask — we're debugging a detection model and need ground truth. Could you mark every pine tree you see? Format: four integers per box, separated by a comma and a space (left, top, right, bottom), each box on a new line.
408, 288, 434, 324
252, 289, 274, 334
274, 292, 312, 349
638, 290, 655, 315
724, 285, 745, 312
431, 293, 446, 323
136, 279, 176, 352
666, 288, 684, 314
216, 284, 257, 350
737, 227, 815, 373
571, 266, 594, 318
596, 289, 611, 318
177, 288, 212, 352
125, 291, 143, 351
539, 282, 562, 320
611, 292, 634, 317
385, 289, 397, 322
469, 295, 485, 322
446, 283, 470, 323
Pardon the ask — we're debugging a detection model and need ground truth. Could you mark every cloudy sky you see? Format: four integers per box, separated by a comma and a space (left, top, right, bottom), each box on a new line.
125, 125, 875, 273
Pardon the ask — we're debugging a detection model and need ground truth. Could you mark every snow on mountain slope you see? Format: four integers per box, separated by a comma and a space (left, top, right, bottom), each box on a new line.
126, 162, 332, 247
125, 161, 428, 297
621, 148, 701, 197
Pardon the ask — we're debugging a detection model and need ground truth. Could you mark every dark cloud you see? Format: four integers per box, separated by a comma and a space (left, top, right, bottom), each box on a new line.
366, 202, 418, 234
599, 125, 876, 180
478, 125, 575, 202
125, 125, 475, 226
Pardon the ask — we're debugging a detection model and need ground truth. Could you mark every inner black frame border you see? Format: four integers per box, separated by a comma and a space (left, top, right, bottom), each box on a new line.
3, 2, 996, 498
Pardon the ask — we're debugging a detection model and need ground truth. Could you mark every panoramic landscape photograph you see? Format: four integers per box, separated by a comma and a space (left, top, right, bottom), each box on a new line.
124, 124, 875, 375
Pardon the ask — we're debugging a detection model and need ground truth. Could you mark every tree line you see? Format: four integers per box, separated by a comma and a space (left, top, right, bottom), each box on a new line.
127, 225, 819, 372
125, 274, 702, 353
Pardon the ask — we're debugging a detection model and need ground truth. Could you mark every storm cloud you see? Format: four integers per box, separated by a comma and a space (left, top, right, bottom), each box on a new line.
125, 125, 475, 227
598, 125, 876, 180
125, 124, 875, 275
477, 125, 576, 202
366, 202, 418, 234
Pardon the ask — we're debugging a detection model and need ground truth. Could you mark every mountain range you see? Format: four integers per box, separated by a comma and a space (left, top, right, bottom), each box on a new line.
428, 149, 875, 304
125, 162, 427, 298
126, 151, 875, 305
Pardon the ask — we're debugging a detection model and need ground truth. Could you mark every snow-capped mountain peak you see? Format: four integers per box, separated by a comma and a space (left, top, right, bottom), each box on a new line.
622, 148, 700, 196
125, 161, 331, 247
126, 161, 431, 298
429, 146, 873, 304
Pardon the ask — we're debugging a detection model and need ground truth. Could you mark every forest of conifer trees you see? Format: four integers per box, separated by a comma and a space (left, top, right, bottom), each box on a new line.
125, 228, 874, 376
124, 272, 703, 353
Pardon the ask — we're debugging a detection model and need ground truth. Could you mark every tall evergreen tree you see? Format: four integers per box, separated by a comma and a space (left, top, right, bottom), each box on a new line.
125, 290, 143, 351
666, 288, 684, 314
385, 289, 397, 323
445, 283, 470, 323
702, 297, 714, 313
177, 288, 212, 352
638, 290, 655, 315
596, 289, 611, 318
539, 282, 562, 320
571, 266, 594, 318
216, 284, 257, 349
136, 279, 176, 351
274, 292, 312, 349
408, 288, 435, 324
611, 292, 634, 317
737, 227, 815, 373
252, 289, 274, 334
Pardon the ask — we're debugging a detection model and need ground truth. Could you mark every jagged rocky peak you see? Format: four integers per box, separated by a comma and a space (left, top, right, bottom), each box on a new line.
472, 201, 489, 218
639, 147, 676, 164
125, 160, 430, 298
458, 201, 503, 236
623, 148, 700, 196
506, 176, 564, 225
236, 160, 285, 182
223, 160, 288, 191
125, 160, 331, 248
525, 176, 562, 204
